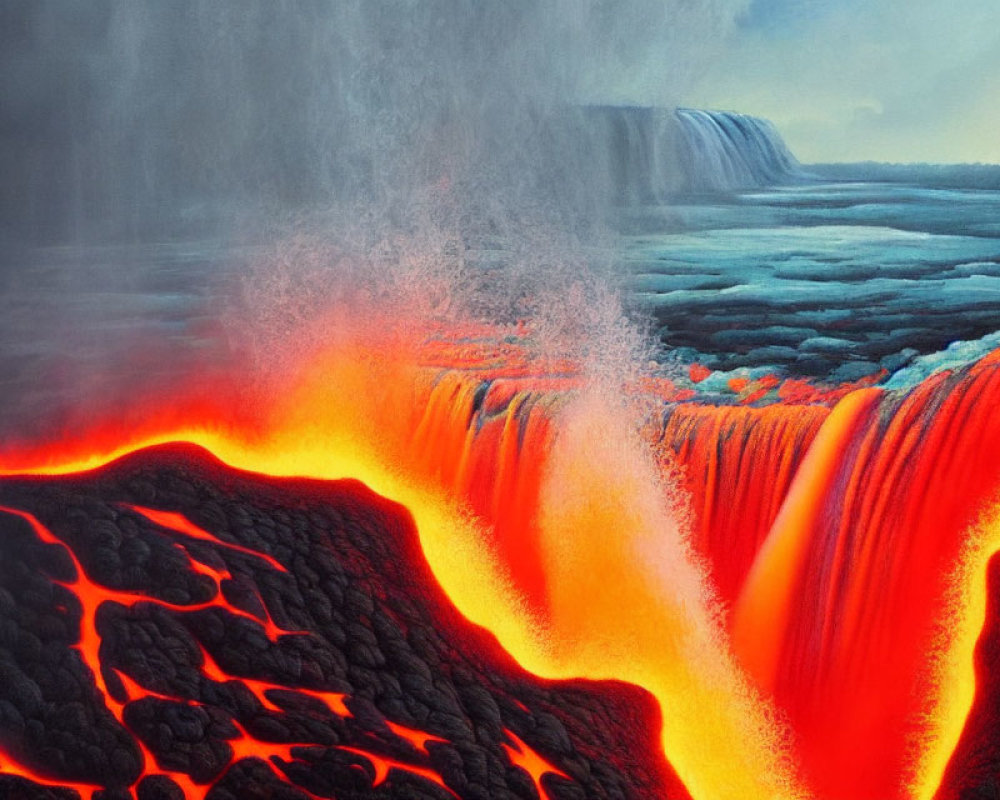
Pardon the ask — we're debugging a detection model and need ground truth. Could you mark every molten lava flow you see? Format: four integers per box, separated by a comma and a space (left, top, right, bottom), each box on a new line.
338, 747, 459, 798
501, 728, 570, 800
196, 644, 351, 718
729, 359, 1000, 799
125, 504, 289, 572
384, 721, 448, 755
654, 401, 828, 606
0, 749, 102, 797
0, 325, 807, 799
732, 387, 882, 691
4, 320, 1000, 799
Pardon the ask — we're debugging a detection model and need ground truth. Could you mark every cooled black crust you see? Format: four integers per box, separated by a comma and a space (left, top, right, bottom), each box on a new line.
0, 443, 685, 800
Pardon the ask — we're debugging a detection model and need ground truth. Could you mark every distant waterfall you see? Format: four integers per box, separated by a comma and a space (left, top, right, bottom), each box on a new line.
675, 108, 803, 192
587, 106, 804, 203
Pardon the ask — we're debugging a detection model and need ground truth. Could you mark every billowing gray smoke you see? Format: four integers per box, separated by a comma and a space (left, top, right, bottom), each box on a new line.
0, 0, 749, 245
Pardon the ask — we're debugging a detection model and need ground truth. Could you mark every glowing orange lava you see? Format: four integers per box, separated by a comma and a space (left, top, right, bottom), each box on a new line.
501, 728, 571, 800
2, 322, 1000, 800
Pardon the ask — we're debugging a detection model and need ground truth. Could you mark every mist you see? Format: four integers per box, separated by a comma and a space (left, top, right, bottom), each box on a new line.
0, 0, 754, 460
0, 0, 750, 247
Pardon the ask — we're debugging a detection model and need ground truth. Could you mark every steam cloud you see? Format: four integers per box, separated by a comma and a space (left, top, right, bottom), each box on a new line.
0, 1, 753, 418
1, 1, 748, 241
0, 1, 762, 465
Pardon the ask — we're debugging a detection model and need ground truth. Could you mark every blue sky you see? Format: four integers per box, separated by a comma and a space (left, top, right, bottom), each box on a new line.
738, 0, 845, 34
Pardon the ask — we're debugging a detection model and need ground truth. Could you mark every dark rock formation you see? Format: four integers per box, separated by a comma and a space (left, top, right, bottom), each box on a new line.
0, 443, 685, 799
